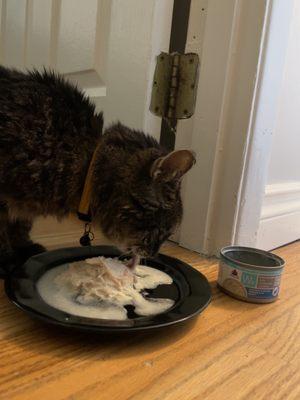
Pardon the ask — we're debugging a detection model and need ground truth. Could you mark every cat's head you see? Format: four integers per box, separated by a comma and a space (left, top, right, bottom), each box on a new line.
96, 149, 196, 257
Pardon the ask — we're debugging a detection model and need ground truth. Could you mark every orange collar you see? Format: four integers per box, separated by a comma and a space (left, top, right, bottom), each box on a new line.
77, 142, 101, 222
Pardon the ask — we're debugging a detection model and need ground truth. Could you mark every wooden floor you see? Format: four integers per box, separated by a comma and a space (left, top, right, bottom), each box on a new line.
0, 241, 299, 400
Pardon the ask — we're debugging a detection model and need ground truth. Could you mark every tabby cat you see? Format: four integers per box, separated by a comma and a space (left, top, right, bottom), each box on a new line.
0, 66, 195, 270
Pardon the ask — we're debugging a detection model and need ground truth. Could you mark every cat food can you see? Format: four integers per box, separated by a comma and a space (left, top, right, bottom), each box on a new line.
218, 246, 285, 303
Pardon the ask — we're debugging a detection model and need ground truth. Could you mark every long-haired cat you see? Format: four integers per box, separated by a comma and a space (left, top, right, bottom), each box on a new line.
0, 66, 195, 270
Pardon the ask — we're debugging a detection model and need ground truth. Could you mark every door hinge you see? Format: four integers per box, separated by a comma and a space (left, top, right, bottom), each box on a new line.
150, 52, 200, 120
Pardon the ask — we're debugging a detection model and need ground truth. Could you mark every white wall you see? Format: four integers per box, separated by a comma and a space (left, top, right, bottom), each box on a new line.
257, 0, 300, 250
267, 1, 300, 185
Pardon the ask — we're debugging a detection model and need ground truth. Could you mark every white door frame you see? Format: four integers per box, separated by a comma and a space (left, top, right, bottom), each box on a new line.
176, 0, 294, 255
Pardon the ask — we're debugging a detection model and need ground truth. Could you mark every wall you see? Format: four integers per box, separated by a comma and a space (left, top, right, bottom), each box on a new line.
257, 0, 300, 250
267, 1, 300, 185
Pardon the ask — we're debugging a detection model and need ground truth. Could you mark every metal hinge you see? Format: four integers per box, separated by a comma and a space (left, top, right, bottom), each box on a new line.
150, 52, 200, 120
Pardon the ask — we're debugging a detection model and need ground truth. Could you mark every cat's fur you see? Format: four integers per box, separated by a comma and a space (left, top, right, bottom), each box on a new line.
0, 66, 195, 268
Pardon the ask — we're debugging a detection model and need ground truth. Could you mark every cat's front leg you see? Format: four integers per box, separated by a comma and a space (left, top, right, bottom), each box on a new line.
0, 203, 15, 276
8, 219, 46, 266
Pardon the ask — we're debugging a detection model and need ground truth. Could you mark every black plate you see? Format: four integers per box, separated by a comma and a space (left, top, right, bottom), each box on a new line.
4, 246, 211, 333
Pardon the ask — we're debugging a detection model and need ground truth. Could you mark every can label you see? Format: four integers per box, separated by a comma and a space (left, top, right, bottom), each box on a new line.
218, 260, 282, 300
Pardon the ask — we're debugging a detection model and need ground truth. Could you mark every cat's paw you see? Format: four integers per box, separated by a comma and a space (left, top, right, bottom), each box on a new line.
14, 242, 47, 265
0, 252, 17, 277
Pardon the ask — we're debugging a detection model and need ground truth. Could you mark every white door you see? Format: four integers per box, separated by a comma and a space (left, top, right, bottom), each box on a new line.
0, 0, 173, 248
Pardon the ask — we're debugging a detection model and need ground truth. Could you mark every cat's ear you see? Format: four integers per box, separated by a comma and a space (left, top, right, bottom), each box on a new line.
91, 112, 104, 135
151, 150, 196, 181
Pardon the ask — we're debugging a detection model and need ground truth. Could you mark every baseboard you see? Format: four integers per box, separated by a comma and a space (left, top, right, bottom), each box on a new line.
257, 182, 300, 250
257, 211, 300, 250
261, 181, 300, 219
